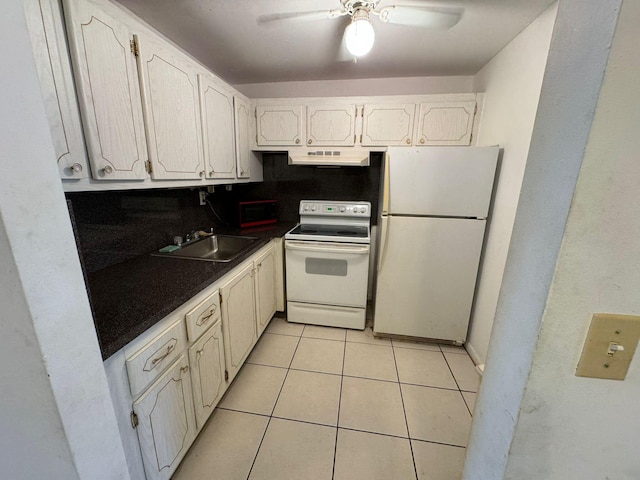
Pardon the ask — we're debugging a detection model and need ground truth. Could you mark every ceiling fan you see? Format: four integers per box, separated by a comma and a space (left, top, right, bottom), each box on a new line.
257, 1, 462, 59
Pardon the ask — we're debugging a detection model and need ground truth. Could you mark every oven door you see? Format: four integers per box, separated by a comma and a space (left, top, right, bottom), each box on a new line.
285, 240, 370, 308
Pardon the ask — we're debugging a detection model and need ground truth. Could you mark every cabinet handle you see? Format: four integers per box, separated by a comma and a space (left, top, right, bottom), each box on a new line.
180, 365, 189, 374
250, 268, 256, 277
103, 165, 113, 175
420, 138, 425, 145
196, 306, 217, 326
307, 139, 312, 145
196, 349, 204, 358
295, 138, 300, 144
405, 138, 411, 145
257, 262, 262, 268
209, 171, 215, 177
71, 163, 83, 173
151, 344, 175, 365
199, 170, 205, 178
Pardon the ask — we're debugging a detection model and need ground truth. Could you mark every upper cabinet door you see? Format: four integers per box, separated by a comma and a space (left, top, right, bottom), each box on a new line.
198, 75, 236, 179
256, 105, 305, 146
25, 0, 89, 180
415, 101, 476, 146
234, 97, 251, 178
136, 35, 205, 180
62, 0, 147, 180
306, 105, 357, 147
361, 104, 416, 146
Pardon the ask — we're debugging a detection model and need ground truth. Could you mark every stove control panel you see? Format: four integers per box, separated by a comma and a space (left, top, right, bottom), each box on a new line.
299, 201, 370, 217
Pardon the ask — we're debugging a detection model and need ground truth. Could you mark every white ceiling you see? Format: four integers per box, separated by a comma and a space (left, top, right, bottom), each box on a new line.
114, 0, 556, 86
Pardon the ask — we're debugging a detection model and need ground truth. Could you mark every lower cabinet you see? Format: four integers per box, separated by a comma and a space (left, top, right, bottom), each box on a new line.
188, 320, 226, 429
255, 243, 277, 337
220, 261, 258, 382
132, 354, 196, 480
105, 240, 284, 479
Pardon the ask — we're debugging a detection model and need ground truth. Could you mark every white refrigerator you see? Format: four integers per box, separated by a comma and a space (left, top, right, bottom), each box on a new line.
373, 146, 499, 343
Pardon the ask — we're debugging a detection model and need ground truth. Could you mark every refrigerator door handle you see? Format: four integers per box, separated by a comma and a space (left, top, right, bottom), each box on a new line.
382, 152, 390, 215
377, 216, 390, 272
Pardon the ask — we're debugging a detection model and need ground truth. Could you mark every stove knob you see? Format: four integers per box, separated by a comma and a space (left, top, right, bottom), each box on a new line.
340, 207, 346, 213
303, 205, 309, 212
311, 205, 317, 212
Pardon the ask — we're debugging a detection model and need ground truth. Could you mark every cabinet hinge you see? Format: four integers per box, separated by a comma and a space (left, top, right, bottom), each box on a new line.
130, 411, 139, 429
354, 134, 356, 144
360, 134, 363, 143
219, 293, 223, 305
224, 370, 229, 382
474, 103, 478, 115
145, 160, 152, 174
130, 38, 139, 57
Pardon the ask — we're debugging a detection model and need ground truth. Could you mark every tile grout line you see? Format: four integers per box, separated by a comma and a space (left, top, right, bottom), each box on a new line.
244, 328, 304, 480
440, 350, 476, 417
390, 341, 419, 480
331, 330, 347, 480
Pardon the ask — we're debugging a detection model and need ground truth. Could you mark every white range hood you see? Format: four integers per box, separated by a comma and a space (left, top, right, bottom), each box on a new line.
288, 149, 370, 167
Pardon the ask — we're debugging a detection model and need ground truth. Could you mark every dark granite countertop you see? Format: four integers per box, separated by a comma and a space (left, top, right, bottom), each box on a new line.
89, 222, 296, 360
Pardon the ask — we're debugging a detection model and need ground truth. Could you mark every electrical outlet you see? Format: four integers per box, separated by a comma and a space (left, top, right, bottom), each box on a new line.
576, 313, 640, 380
198, 191, 207, 206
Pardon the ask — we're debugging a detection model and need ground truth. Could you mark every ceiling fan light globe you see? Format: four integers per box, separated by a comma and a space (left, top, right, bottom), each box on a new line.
345, 18, 375, 57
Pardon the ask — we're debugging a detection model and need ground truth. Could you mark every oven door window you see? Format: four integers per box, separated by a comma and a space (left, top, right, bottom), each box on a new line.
305, 258, 348, 277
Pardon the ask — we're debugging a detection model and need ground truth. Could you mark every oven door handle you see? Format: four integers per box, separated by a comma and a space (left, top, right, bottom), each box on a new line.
285, 241, 370, 255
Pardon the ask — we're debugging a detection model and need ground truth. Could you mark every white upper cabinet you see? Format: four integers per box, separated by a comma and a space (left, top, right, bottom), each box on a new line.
198, 75, 236, 179
25, 0, 89, 180
136, 34, 205, 180
361, 104, 416, 146
234, 97, 252, 178
256, 105, 305, 146
306, 105, 357, 147
62, 0, 147, 180
415, 101, 476, 146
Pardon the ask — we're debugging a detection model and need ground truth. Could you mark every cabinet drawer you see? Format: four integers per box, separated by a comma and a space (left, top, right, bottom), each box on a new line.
126, 318, 186, 397
185, 290, 221, 342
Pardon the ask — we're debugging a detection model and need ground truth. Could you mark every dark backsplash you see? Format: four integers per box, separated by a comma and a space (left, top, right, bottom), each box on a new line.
67, 152, 382, 273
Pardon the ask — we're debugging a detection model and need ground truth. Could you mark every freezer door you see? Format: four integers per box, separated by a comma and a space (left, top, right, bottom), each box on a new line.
373, 215, 485, 342
385, 146, 498, 218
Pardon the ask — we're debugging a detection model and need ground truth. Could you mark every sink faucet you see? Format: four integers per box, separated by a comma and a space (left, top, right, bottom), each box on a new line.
185, 230, 201, 243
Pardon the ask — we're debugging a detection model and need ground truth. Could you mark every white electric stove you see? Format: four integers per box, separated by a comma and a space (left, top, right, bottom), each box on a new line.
284, 201, 371, 330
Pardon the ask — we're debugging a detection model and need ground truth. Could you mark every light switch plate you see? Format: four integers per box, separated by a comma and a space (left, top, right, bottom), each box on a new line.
576, 313, 640, 380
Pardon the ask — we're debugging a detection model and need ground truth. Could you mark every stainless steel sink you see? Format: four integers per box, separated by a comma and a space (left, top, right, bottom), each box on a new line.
152, 235, 259, 262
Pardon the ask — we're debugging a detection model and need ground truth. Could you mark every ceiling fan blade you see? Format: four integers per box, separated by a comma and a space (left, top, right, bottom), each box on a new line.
257, 9, 345, 26
379, 6, 461, 29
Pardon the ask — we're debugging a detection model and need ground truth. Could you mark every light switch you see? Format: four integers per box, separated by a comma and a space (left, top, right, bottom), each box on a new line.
576, 313, 640, 380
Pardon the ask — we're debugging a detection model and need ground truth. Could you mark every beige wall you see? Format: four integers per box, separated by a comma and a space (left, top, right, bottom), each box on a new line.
505, 0, 640, 476
463, 0, 625, 478
0, 0, 130, 477
234, 75, 474, 98
466, 3, 558, 365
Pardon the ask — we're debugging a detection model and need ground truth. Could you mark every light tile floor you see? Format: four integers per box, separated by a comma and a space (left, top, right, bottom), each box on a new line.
173, 317, 481, 480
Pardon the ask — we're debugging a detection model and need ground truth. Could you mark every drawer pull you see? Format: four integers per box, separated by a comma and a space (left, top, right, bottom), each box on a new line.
196, 349, 204, 358
196, 306, 217, 326
181, 365, 189, 374
151, 344, 175, 366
